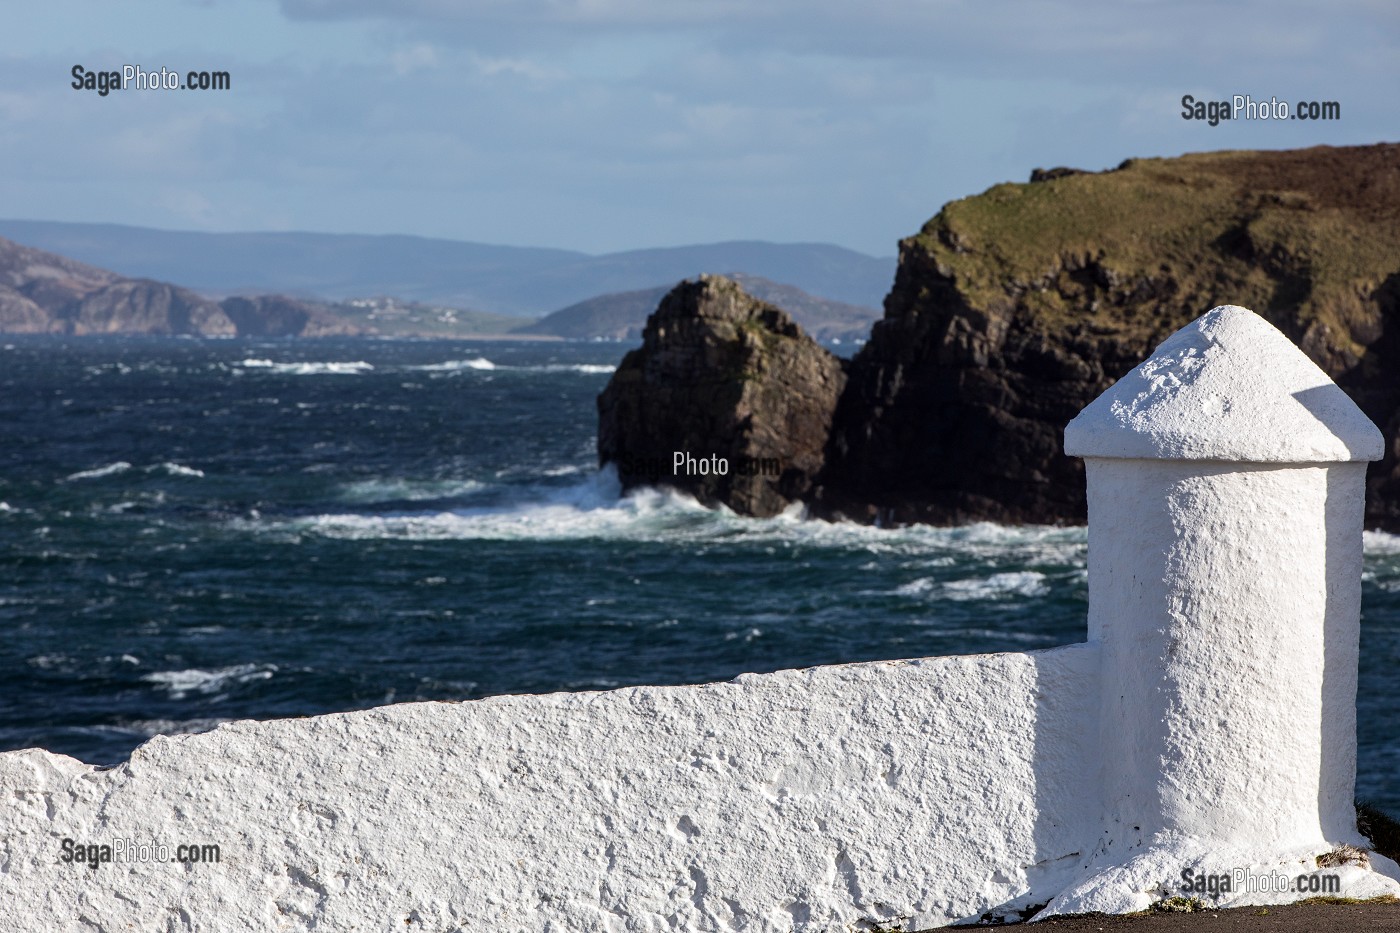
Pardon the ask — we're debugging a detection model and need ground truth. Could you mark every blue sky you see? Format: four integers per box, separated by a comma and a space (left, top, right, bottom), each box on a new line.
2, 0, 1395, 256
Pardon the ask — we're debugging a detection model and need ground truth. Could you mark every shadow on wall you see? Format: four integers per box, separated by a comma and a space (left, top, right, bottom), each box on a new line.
1297, 382, 1369, 844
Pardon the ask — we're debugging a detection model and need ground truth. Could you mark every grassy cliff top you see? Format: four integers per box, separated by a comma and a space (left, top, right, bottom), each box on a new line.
910, 144, 1400, 359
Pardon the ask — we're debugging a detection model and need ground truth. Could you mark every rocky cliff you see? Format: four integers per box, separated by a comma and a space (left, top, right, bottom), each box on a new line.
0, 236, 364, 337
220, 294, 363, 337
824, 142, 1400, 528
598, 276, 846, 517
600, 144, 1400, 530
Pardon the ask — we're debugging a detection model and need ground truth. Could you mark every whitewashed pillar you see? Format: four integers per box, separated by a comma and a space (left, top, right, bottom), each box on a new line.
1052, 305, 1387, 911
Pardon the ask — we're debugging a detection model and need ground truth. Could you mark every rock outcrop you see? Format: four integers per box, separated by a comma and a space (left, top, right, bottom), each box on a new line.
600, 144, 1400, 530
822, 142, 1400, 528
220, 294, 364, 337
68, 279, 235, 336
598, 276, 846, 517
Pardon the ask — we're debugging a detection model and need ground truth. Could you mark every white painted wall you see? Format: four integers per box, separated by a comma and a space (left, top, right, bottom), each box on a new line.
2, 649, 1099, 931
3, 305, 1398, 930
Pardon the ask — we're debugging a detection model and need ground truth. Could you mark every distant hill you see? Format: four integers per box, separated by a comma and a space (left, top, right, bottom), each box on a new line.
0, 221, 896, 316
329, 296, 536, 338
0, 236, 361, 336
0, 233, 886, 341
522, 274, 881, 342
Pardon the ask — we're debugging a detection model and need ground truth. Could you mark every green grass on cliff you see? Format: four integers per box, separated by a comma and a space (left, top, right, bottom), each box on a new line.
911, 145, 1400, 361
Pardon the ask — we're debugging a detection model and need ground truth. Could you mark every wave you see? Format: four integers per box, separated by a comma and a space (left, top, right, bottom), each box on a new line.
266, 471, 709, 542
60, 461, 207, 483
408, 359, 614, 375
337, 477, 489, 504
151, 462, 204, 478
888, 570, 1053, 601
410, 357, 496, 372
531, 363, 616, 375
142, 663, 278, 700
1365, 531, 1400, 555
941, 571, 1051, 601
62, 461, 132, 482
241, 468, 1091, 562
238, 359, 373, 375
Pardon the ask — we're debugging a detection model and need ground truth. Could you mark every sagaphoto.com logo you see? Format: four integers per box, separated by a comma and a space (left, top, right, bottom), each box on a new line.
1179, 866, 1342, 897
59, 836, 221, 870
1181, 93, 1340, 127
71, 64, 230, 97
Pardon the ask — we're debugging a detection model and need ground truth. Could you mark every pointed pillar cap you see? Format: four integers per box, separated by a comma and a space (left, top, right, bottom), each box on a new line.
1065, 305, 1383, 462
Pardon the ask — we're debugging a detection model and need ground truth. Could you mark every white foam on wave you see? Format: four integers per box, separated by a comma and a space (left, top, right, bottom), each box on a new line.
243, 469, 1091, 562
62, 461, 205, 483
239, 359, 374, 375
1364, 531, 1400, 555
338, 477, 489, 504
279, 471, 711, 542
63, 461, 132, 482
940, 571, 1051, 601
532, 363, 616, 375
888, 570, 1053, 601
411, 357, 497, 372
410, 359, 613, 375
27, 654, 72, 670
152, 462, 205, 478
142, 663, 278, 700
893, 578, 937, 596
1362, 532, 1400, 591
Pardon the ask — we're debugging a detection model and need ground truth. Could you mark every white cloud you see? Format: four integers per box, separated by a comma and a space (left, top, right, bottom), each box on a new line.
0, 0, 1391, 254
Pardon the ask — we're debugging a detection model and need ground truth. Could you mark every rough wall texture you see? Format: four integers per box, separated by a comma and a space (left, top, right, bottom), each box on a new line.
1043, 307, 1397, 915
0, 646, 1099, 932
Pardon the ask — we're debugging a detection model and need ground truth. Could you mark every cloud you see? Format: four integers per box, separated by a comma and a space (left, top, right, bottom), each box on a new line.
270, 0, 1399, 82
1, 0, 1392, 254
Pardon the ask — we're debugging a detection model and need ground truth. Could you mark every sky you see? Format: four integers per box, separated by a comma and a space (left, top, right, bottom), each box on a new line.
2, 0, 1396, 257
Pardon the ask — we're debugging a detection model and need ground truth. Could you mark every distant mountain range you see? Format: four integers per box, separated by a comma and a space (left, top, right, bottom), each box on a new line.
0, 220, 894, 317
0, 233, 886, 341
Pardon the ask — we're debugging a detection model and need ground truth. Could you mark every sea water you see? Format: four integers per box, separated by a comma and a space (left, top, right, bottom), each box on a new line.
1, 337, 1396, 813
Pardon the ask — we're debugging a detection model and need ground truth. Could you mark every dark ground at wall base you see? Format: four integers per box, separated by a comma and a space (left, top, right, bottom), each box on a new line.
939, 898, 1400, 930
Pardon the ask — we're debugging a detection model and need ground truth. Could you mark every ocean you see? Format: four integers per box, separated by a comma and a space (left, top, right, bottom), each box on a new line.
2, 336, 1397, 813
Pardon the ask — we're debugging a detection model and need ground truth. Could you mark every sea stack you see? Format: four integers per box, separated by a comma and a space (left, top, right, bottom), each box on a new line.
597, 275, 846, 517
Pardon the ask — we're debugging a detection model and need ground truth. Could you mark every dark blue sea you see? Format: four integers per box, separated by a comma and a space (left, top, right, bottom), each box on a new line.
2, 337, 1397, 812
